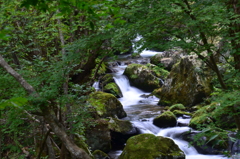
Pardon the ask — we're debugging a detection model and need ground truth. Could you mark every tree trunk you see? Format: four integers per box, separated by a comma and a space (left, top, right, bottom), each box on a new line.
0, 55, 92, 159
41, 108, 91, 159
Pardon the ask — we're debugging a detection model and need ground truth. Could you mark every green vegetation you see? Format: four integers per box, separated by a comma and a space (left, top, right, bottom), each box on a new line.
0, 0, 240, 158
119, 134, 185, 159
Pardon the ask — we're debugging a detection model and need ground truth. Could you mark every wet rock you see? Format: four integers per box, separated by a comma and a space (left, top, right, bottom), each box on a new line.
100, 74, 123, 98
85, 119, 111, 153
157, 56, 213, 107
153, 111, 177, 128
108, 117, 136, 134
109, 118, 139, 150
173, 110, 192, 117
119, 134, 185, 159
123, 64, 161, 92
88, 91, 126, 118
228, 133, 240, 156
168, 103, 186, 112
150, 49, 183, 71
146, 63, 170, 79
92, 150, 110, 159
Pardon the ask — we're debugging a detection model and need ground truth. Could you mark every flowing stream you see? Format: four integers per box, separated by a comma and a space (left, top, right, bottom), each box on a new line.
107, 51, 228, 159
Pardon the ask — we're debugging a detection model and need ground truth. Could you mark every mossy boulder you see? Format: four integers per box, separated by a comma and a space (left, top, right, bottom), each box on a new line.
153, 111, 177, 128
100, 74, 123, 98
100, 74, 115, 85
150, 49, 183, 71
92, 150, 110, 159
173, 110, 192, 117
88, 91, 126, 118
168, 104, 186, 112
103, 82, 123, 98
85, 119, 111, 153
108, 118, 138, 149
108, 117, 135, 134
123, 64, 160, 92
119, 134, 185, 159
146, 63, 170, 79
158, 56, 213, 107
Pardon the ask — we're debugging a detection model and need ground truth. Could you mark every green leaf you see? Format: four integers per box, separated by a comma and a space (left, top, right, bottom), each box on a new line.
206, 134, 219, 145
0, 97, 28, 110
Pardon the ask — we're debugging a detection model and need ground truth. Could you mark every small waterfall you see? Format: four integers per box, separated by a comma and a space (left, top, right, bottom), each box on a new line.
92, 81, 100, 91
113, 75, 158, 107
113, 75, 130, 94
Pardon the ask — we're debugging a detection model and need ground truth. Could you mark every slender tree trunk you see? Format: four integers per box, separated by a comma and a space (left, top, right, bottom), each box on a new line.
0, 55, 92, 159
46, 136, 56, 159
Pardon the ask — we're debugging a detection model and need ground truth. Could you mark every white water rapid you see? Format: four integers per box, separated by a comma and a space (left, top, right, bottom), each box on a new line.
108, 51, 228, 159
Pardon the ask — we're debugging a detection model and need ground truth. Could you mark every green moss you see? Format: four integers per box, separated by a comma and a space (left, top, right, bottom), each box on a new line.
173, 110, 192, 117
169, 104, 186, 112
103, 82, 122, 97
75, 137, 93, 158
152, 88, 162, 98
88, 91, 126, 118
101, 74, 114, 87
153, 111, 177, 128
146, 63, 170, 79
119, 134, 185, 159
108, 117, 133, 134
123, 63, 160, 92
92, 150, 109, 159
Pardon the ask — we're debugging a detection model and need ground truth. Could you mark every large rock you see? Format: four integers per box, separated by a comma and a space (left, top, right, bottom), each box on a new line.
146, 63, 170, 79
100, 74, 123, 98
150, 49, 183, 71
119, 134, 185, 159
88, 91, 126, 118
123, 64, 161, 92
85, 119, 111, 153
158, 56, 213, 107
168, 103, 186, 112
153, 111, 177, 128
108, 117, 138, 149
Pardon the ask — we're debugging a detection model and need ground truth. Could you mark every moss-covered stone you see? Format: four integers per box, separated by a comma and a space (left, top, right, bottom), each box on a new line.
103, 82, 123, 98
119, 134, 185, 159
150, 50, 182, 71
168, 103, 186, 112
173, 110, 192, 117
88, 91, 126, 118
153, 111, 177, 128
108, 117, 134, 134
123, 64, 160, 92
152, 88, 162, 98
158, 56, 213, 107
101, 74, 115, 86
85, 119, 111, 153
146, 63, 170, 79
100, 74, 123, 97
92, 150, 110, 159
